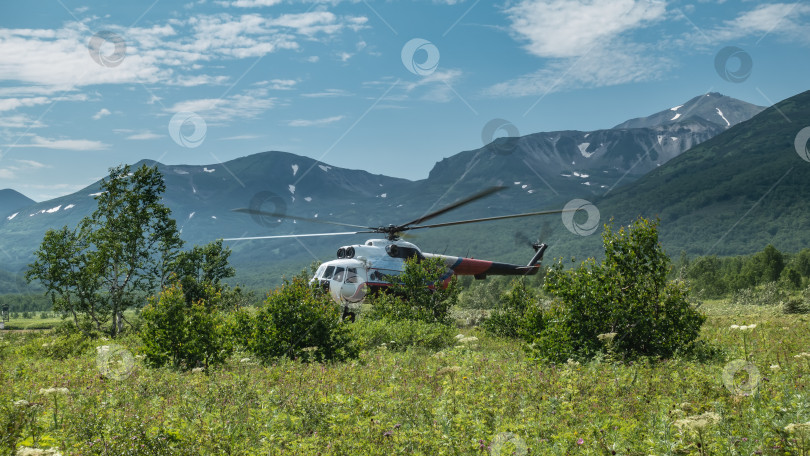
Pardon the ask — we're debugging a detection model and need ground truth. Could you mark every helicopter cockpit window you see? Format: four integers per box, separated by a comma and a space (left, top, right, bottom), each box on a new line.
333, 267, 346, 283
314, 265, 326, 279
346, 268, 358, 284
323, 265, 335, 280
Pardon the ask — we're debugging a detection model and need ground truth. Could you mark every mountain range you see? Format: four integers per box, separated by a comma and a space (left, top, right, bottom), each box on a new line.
3, 90, 796, 291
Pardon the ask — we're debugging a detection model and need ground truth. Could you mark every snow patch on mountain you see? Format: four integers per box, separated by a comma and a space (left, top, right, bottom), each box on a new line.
671, 113, 681, 121
7, 212, 18, 220
291, 164, 299, 176
716, 108, 730, 127
578, 142, 594, 158
288, 185, 296, 195
318, 165, 331, 172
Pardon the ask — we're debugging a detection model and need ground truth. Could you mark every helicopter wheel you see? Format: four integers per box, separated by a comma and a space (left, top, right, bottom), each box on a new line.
341, 307, 356, 323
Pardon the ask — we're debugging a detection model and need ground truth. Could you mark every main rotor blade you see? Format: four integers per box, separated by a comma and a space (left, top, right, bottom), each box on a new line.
223, 230, 375, 241
405, 208, 577, 231
232, 208, 373, 230
400, 186, 506, 227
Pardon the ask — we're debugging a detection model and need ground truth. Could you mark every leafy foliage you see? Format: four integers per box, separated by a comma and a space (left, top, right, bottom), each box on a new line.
26, 164, 184, 337
140, 282, 231, 370
171, 240, 236, 306
351, 317, 456, 351
368, 256, 458, 325
481, 279, 545, 339
539, 217, 706, 361
239, 277, 358, 363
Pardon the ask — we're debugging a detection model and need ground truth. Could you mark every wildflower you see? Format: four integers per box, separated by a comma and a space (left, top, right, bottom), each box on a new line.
459, 336, 478, 344
576, 438, 584, 445
191, 367, 205, 373
785, 422, 810, 433
566, 358, 580, 367
38, 387, 69, 396
731, 324, 756, 331
301, 346, 318, 353
436, 366, 461, 376
240, 358, 251, 363
13, 400, 29, 407
794, 352, 810, 359
597, 332, 617, 344
455, 334, 465, 340
770, 364, 781, 371
674, 411, 721, 431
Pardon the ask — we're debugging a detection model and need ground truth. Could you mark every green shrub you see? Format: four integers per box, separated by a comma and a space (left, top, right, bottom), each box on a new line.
539, 217, 705, 362
482, 279, 543, 339
351, 317, 456, 351
368, 256, 458, 325
140, 282, 231, 370
731, 282, 789, 306
243, 277, 357, 363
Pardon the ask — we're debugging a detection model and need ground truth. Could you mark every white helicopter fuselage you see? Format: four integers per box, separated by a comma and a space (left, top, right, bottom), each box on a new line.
310, 238, 547, 310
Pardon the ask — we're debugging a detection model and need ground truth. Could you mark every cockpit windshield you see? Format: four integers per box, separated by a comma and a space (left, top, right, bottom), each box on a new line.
333, 267, 346, 283
323, 265, 335, 280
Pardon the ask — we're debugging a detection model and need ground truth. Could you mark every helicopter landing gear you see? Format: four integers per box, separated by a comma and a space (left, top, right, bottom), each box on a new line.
341, 306, 356, 323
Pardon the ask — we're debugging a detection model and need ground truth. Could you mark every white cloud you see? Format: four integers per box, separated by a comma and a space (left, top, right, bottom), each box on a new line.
490, 0, 669, 96
506, 0, 666, 58
168, 87, 276, 122
92, 108, 111, 120
700, 3, 810, 44
7, 135, 108, 150
0, 114, 45, 129
227, 0, 283, 6
219, 134, 261, 140
0, 93, 88, 112
0, 169, 14, 179
288, 115, 344, 127
15, 159, 47, 168
302, 88, 352, 98
125, 132, 162, 140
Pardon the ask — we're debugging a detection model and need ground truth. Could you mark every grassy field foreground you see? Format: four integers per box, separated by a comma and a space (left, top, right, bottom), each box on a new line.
1, 301, 810, 455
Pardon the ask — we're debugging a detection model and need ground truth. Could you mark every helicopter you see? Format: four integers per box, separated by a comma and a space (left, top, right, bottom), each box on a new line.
225, 186, 572, 320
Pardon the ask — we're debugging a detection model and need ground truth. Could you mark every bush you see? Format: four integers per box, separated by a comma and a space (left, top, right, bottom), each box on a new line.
351, 317, 456, 351
730, 282, 788, 306
538, 217, 705, 362
242, 277, 357, 363
482, 279, 544, 339
140, 282, 231, 370
368, 256, 459, 325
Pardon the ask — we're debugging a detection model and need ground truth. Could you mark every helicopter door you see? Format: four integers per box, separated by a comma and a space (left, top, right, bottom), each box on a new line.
340, 267, 366, 303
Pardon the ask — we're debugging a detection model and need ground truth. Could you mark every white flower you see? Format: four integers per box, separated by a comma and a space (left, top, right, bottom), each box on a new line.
770, 364, 781, 371
566, 358, 580, 367
454, 334, 465, 340
191, 367, 205, 373
597, 332, 617, 343
794, 352, 810, 359
13, 400, 29, 407
785, 422, 810, 433
239, 358, 251, 363
436, 366, 461, 376
38, 387, 69, 396
730, 325, 740, 330
674, 411, 721, 431
459, 336, 478, 344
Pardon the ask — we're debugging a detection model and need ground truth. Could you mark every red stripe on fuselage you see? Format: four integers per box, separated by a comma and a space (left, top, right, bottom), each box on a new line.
450, 257, 493, 275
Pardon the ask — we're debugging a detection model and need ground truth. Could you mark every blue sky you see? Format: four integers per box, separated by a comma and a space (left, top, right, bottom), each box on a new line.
1, 0, 809, 201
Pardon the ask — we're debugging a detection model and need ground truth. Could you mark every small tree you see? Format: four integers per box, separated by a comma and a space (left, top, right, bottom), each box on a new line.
172, 240, 236, 306
482, 279, 543, 339
538, 217, 705, 361
27, 164, 183, 337
140, 282, 230, 370
244, 277, 357, 363
369, 256, 459, 325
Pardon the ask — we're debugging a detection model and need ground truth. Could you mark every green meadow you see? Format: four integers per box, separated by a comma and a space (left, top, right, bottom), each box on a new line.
1, 298, 809, 456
